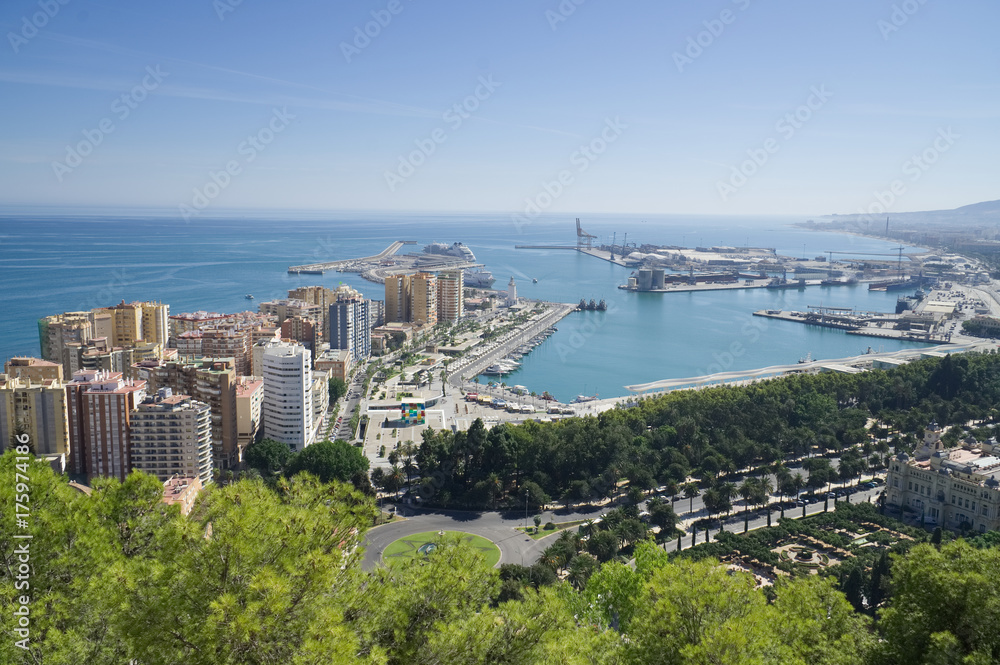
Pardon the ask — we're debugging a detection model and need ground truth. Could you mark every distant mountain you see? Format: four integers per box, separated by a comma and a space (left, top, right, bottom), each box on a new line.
818, 199, 1000, 229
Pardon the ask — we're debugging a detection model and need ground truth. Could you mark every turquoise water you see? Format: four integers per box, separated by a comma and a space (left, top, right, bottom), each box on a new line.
0, 211, 929, 400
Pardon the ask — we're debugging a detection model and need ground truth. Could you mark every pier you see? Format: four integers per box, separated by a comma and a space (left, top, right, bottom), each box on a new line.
622, 341, 997, 394
287, 240, 416, 274
288, 240, 482, 284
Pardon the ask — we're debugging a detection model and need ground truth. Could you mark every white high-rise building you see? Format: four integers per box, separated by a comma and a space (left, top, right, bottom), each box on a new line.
262, 342, 314, 452
329, 297, 371, 363
436, 270, 464, 322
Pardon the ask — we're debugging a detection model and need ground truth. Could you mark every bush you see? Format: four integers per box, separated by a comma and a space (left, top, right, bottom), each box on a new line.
544, 521, 556, 531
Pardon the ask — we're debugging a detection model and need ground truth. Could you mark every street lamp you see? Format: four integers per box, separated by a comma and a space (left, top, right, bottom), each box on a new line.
524, 489, 529, 530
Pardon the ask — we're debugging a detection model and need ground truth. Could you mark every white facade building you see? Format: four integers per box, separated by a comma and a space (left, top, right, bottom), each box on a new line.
262, 342, 314, 452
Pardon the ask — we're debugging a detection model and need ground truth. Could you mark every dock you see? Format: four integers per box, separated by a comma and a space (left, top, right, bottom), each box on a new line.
288, 240, 416, 274
752, 309, 946, 343
623, 340, 997, 394
513, 245, 629, 267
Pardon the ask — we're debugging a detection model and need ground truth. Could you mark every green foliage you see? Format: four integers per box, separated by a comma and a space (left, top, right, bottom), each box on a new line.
329, 376, 348, 403
286, 439, 370, 485
410, 353, 1000, 510
876, 541, 1000, 665
245, 437, 293, 475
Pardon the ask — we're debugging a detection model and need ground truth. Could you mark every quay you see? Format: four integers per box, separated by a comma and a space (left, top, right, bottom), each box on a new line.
288, 240, 482, 285
622, 340, 998, 395
447, 301, 578, 384
288, 240, 415, 274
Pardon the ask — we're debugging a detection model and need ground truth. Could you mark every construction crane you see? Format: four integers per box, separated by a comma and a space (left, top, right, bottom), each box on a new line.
576, 218, 597, 250
827, 246, 907, 277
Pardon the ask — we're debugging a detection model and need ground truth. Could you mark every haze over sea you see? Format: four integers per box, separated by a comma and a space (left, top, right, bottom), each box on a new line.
0, 211, 930, 401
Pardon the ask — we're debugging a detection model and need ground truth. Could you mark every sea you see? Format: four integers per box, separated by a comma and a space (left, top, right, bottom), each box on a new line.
0, 210, 931, 401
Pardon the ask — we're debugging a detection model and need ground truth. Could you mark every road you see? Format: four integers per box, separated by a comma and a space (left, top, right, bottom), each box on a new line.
362, 504, 597, 570
360, 471, 887, 569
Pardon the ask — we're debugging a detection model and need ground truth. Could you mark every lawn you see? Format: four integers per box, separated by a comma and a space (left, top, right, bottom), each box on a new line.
382, 530, 501, 567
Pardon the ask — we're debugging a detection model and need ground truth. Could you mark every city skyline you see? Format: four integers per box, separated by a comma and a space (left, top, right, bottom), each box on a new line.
1, 1, 997, 216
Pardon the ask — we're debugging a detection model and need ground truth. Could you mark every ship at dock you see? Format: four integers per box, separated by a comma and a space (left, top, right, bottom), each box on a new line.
577, 298, 607, 311
868, 275, 931, 292
423, 242, 495, 288
766, 277, 807, 289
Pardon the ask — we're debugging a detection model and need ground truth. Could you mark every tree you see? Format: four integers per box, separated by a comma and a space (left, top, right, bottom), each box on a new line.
566, 553, 598, 590
702, 487, 728, 524
648, 502, 677, 535
533, 514, 542, 533
738, 478, 757, 532
586, 530, 620, 562
626, 557, 769, 665
245, 438, 292, 475
683, 482, 699, 513
877, 541, 1000, 665
769, 575, 874, 665
286, 439, 369, 484
99, 475, 373, 665
561, 480, 591, 511
328, 376, 348, 403
583, 561, 643, 631
522, 480, 550, 511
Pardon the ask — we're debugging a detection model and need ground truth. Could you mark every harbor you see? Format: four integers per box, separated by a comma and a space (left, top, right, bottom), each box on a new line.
288, 240, 492, 287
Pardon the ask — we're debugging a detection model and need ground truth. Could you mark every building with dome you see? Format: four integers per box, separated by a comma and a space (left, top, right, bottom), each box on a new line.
886, 428, 1000, 533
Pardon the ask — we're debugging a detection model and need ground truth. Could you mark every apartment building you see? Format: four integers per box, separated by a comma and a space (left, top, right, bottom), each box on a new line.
385, 274, 411, 324
329, 297, 371, 363
436, 270, 464, 323
236, 377, 264, 450
0, 360, 70, 459
410, 272, 438, 326
82, 373, 147, 482
130, 389, 213, 487
131, 358, 240, 470
262, 342, 313, 452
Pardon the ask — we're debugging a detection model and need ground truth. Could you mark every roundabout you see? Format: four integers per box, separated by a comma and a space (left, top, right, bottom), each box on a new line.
382, 530, 501, 567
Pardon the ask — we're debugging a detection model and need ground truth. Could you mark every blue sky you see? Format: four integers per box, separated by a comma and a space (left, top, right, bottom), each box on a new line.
0, 0, 997, 215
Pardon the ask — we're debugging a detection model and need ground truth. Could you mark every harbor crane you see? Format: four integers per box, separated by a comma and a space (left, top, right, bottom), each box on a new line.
576, 218, 597, 250
826, 246, 906, 276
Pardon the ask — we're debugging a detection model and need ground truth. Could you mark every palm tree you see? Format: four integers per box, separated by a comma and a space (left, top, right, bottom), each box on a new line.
486, 472, 503, 509
665, 480, 679, 508
719, 482, 737, 520
683, 483, 699, 514
757, 476, 774, 527
738, 478, 757, 532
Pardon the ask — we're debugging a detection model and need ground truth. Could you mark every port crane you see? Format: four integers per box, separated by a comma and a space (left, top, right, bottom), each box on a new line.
826, 246, 906, 276
576, 218, 597, 250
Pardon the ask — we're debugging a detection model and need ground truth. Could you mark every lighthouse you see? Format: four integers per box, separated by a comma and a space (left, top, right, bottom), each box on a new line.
507, 276, 518, 307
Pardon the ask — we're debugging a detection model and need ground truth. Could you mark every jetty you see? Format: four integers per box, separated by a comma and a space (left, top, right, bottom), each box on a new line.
288, 241, 415, 274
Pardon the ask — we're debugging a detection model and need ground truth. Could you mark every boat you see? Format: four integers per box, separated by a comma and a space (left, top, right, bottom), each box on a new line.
423, 241, 477, 262
577, 299, 609, 312
798, 352, 812, 364
244, 294, 254, 300
572, 394, 598, 404
767, 278, 806, 289
532, 278, 538, 283
463, 268, 496, 288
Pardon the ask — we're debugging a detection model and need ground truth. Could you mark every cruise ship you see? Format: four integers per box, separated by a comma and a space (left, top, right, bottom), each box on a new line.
423, 242, 495, 288
423, 242, 476, 262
